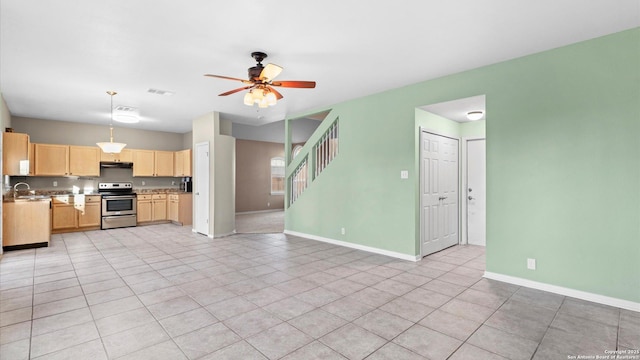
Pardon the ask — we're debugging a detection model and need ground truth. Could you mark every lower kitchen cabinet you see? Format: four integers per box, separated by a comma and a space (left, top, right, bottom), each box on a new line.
52, 197, 77, 230
137, 194, 152, 222
168, 193, 192, 225
77, 196, 101, 227
3, 200, 51, 248
137, 194, 167, 223
152, 194, 167, 221
52, 195, 101, 233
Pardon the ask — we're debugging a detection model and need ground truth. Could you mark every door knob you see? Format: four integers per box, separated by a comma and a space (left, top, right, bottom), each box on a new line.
439, 196, 447, 201
468, 196, 474, 200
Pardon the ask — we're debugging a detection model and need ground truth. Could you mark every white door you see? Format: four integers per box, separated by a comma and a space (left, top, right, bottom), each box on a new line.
421, 131, 459, 257
194, 142, 210, 236
467, 139, 486, 246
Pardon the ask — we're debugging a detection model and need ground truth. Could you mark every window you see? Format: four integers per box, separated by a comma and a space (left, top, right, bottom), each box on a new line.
292, 145, 303, 159
270, 157, 285, 195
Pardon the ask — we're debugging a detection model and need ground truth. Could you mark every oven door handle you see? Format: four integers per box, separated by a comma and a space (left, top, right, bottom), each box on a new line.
102, 195, 136, 200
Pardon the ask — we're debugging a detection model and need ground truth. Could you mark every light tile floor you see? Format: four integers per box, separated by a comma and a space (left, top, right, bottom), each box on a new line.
0, 224, 638, 359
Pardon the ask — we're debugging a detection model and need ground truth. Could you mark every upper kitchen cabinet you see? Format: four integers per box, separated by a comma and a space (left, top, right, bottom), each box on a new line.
132, 149, 154, 176
174, 149, 192, 177
101, 148, 133, 163
69, 146, 100, 176
155, 151, 174, 176
3, 132, 30, 175
132, 149, 174, 177
34, 144, 100, 176
34, 144, 68, 175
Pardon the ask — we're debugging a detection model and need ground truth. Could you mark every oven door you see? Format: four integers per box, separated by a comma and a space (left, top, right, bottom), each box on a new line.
102, 195, 137, 216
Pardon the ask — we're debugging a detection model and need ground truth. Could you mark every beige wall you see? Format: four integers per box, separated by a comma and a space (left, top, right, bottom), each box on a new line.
182, 132, 193, 150
192, 112, 235, 237
1, 94, 11, 131
236, 139, 285, 213
12, 117, 187, 151
0, 94, 9, 254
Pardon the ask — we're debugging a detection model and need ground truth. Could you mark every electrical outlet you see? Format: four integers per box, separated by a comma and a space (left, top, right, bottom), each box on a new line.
527, 258, 536, 270
400, 170, 409, 179
53, 181, 57, 187
267, 202, 270, 207
142, 181, 146, 186
341, 227, 346, 235
171, 181, 175, 185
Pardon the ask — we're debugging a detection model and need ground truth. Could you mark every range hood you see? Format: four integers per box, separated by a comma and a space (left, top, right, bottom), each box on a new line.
100, 162, 133, 169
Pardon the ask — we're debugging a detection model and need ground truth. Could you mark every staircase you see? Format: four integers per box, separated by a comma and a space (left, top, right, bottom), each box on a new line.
287, 116, 339, 206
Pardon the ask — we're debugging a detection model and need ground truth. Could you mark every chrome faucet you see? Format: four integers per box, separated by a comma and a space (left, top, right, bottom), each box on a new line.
13, 182, 30, 197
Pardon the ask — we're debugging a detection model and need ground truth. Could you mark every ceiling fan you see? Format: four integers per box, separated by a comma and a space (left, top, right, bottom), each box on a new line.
205, 52, 316, 107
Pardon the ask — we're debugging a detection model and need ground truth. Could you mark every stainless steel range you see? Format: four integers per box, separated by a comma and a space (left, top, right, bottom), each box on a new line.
99, 182, 137, 229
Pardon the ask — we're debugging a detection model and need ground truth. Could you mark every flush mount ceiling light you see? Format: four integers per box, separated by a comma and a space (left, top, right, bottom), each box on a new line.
466, 111, 484, 121
205, 51, 316, 108
113, 114, 139, 123
96, 91, 127, 154
113, 105, 140, 123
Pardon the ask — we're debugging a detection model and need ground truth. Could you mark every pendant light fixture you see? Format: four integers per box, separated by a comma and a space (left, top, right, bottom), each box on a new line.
96, 91, 127, 154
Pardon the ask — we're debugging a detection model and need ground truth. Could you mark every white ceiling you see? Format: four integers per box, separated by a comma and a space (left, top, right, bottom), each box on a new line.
420, 95, 487, 123
1, 1, 638, 134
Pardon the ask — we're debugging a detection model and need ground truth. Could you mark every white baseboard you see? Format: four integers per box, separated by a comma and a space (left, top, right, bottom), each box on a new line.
236, 209, 284, 215
484, 271, 640, 312
214, 231, 235, 238
284, 230, 420, 262
192, 228, 214, 239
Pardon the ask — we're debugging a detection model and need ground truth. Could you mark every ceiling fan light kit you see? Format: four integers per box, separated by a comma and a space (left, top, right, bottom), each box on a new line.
205, 51, 316, 107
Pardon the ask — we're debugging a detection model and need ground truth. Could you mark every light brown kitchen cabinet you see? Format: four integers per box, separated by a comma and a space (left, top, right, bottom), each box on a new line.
29, 143, 35, 176
137, 194, 152, 222
3, 199, 51, 247
132, 150, 173, 177
51, 196, 77, 230
77, 195, 101, 228
132, 150, 155, 176
34, 144, 100, 176
101, 148, 133, 163
2, 132, 30, 176
69, 146, 100, 176
174, 149, 192, 177
169, 193, 192, 225
152, 194, 167, 221
35, 144, 69, 176
52, 195, 101, 232
168, 196, 178, 222
155, 151, 174, 177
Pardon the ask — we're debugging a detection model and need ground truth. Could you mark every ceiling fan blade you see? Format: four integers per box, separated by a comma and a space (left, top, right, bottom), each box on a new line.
271, 80, 316, 88
260, 63, 283, 82
218, 86, 253, 96
205, 74, 253, 84
268, 86, 284, 100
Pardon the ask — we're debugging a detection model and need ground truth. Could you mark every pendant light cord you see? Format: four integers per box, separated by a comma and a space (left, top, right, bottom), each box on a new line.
107, 91, 117, 143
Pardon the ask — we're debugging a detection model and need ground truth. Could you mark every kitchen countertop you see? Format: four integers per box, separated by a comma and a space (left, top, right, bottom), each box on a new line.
3, 188, 186, 202
135, 188, 187, 194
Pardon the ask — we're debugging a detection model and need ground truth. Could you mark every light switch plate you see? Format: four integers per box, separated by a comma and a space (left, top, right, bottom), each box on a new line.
400, 170, 409, 179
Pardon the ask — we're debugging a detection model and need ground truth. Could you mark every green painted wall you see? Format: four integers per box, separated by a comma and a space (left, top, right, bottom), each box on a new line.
286, 28, 639, 302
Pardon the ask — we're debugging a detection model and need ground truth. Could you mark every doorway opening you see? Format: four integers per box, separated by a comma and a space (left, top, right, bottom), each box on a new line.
231, 111, 328, 234
417, 95, 486, 257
